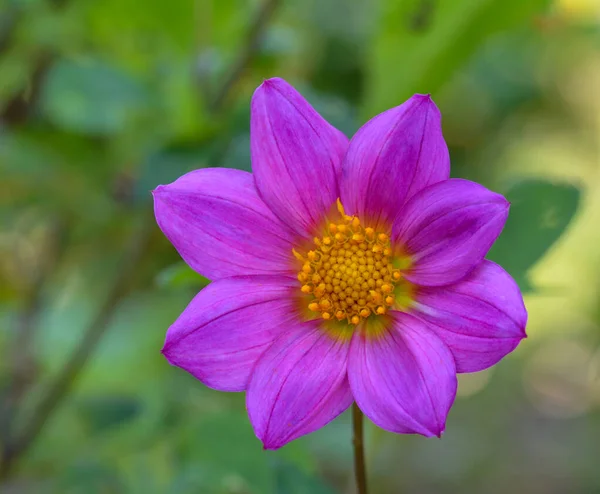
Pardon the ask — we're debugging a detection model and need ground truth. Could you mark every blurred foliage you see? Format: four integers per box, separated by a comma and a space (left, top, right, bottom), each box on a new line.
1, 0, 599, 493
41, 59, 150, 136
364, 0, 552, 114
487, 180, 581, 292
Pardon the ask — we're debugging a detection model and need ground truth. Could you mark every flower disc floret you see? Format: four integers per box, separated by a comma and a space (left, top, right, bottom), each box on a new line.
295, 202, 401, 325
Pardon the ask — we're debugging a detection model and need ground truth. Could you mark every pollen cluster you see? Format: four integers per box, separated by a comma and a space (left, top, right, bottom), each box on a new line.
294, 202, 402, 326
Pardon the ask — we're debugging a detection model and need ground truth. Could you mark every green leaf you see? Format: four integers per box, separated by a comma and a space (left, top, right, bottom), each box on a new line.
487, 180, 580, 291
156, 262, 209, 290
273, 459, 338, 494
220, 133, 252, 171
363, 0, 551, 115
135, 147, 213, 204
77, 395, 142, 433
41, 59, 148, 135
184, 411, 274, 494
301, 86, 360, 137
56, 460, 124, 493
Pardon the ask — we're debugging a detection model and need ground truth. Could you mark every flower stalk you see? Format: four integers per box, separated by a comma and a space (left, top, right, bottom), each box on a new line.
352, 402, 368, 494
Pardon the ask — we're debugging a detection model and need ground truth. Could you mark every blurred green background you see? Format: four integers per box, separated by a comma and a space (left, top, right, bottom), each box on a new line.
1, 0, 599, 492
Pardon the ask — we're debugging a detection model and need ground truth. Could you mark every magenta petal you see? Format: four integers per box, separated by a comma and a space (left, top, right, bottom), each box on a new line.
162, 276, 297, 392
348, 313, 457, 437
153, 168, 296, 280
246, 324, 352, 449
340, 94, 449, 226
414, 260, 527, 373
251, 78, 349, 238
393, 179, 509, 287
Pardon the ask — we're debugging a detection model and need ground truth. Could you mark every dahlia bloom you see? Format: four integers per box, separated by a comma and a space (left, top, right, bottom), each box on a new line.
154, 78, 526, 449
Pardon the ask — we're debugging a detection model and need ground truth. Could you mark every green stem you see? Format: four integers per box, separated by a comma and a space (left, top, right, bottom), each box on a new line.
352, 402, 368, 494
209, 0, 281, 113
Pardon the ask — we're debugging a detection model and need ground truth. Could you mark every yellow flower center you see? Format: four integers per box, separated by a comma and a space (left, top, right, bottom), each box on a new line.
294, 201, 402, 325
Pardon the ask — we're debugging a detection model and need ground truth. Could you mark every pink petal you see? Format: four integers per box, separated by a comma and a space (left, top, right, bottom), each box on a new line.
414, 260, 527, 373
340, 94, 449, 227
251, 78, 349, 238
348, 313, 457, 437
153, 168, 296, 281
392, 179, 509, 287
162, 276, 297, 392
246, 323, 352, 449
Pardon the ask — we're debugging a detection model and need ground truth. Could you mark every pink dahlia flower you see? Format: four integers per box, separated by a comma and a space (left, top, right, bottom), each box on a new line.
154, 78, 527, 449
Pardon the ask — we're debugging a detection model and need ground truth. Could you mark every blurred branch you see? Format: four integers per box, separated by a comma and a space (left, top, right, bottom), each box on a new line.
0, 213, 154, 479
0, 7, 20, 53
2, 55, 53, 126
209, 0, 281, 113
0, 218, 69, 461
0, 1, 68, 126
